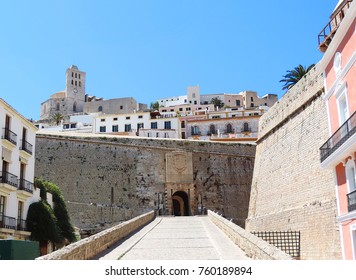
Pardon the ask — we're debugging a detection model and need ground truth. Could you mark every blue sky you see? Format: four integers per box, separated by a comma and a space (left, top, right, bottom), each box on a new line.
0, 0, 337, 120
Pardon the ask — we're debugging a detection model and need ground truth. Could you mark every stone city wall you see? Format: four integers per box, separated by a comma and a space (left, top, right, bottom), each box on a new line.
36, 211, 155, 260
246, 65, 342, 259
35, 133, 255, 231
208, 210, 293, 260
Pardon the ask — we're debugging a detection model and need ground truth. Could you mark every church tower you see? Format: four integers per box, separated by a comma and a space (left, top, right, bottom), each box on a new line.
65, 65, 86, 114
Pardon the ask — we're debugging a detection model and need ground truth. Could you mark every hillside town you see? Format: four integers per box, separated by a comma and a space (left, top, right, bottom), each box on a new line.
0, 0, 356, 261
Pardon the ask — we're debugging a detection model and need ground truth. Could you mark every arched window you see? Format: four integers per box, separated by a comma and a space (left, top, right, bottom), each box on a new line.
56, 103, 60, 111
79, 81, 81, 87
243, 122, 249, 132
210, 124, 216, 134
75, 73, 77, 78
226, 123, 233, 133
98, 106, 103, 112
73, 102, 77, 112
75, 81, 77, 86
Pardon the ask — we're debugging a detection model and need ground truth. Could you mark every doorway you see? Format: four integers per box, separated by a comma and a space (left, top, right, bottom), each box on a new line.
172, 191, 190, 216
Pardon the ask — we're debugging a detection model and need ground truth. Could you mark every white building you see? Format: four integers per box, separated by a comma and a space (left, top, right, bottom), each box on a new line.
0, 98, 52, 240
94, 111, 179, 139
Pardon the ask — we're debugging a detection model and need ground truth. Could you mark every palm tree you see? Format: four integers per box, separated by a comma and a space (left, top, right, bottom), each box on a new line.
52, 113, 64, 125
280, 64, 315, 91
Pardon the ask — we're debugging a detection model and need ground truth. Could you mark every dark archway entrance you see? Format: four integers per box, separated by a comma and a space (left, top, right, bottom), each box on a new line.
172, 191, 190, 216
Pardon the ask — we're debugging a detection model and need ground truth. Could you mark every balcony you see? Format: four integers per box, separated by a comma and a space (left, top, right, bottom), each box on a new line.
18, 179, 34, 194
20, 139, 33, 155
1, 171, 18, 187
2, 128, 17, 146
0, 215, 16, 230
241, 128, 252, 133
320, 111, 356, 163
318, 0, 353, 52
17, 219, 28, 231
347, 189, 356, 212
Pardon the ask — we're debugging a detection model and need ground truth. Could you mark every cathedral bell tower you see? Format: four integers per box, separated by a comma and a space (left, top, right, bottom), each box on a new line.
65, 65, 86, 114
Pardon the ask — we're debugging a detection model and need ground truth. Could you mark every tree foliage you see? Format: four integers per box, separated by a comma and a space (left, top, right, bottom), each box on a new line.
31, 178, 76, 244
52, 113, 64, 125
27, 201, 62, 243
150, 101, 159, 111
280, 64, 315, 91
211, 97, 223, 108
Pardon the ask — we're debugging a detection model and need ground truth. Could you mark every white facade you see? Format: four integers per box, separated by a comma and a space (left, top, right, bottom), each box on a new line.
0, 98, 49, 240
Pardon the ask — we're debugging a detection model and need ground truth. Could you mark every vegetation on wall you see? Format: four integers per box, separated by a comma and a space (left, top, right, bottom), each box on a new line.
27, 178, 76, 245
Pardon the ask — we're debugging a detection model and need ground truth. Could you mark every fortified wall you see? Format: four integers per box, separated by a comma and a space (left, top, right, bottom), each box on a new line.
246, 66, 342, 259
35, 133, 255, 233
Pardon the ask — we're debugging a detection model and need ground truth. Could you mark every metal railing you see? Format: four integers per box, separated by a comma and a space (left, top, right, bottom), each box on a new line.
0, 171, 18, 187
0, 215, 17, 230
18, 179, 34, 193
2, 128, 17, 145
17, 219, 27, 231
347, 190, 356, 212
241, 128, 252, 133
21, 139, 33, 155
320, 111, 356, 162
318, 0, 353, 51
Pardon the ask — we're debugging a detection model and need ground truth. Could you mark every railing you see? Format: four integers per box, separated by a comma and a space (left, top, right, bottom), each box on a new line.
17, 219, 27, 231
241, 128, 252, 133
347, 190, 356, 212
0, 215, 17, 230
18, 179, 34, 193
2, 128, 17, 145
191, 131, 201, 136
320, 111, 356, 162
318, 0, 353, 51
21, 139, 33, 155
0, 171, 18, 187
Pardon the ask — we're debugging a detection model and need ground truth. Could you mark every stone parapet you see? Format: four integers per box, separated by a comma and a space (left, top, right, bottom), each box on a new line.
208, 210, 293, 260
36, 211, 155, 260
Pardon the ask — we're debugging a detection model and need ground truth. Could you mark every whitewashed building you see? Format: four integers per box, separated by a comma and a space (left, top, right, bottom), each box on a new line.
0, 98, 53, 240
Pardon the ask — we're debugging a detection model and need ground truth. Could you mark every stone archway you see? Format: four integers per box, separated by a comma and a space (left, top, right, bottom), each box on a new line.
172, 191, 190, 216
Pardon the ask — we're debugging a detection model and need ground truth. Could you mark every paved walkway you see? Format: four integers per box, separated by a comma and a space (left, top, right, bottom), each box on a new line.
94, 216, 249, 260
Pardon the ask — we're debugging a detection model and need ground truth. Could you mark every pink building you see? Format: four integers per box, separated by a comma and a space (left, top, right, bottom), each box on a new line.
318, 0, 356, 259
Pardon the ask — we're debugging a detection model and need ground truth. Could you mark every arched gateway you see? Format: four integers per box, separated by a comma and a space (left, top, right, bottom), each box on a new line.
165, 151, 196, 216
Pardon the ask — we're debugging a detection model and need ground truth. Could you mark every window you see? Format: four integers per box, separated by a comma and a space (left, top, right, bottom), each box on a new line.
186, 107, 191, 111
112, 125, 118, 132
212, 116, 220, 119
156, 132, 159, 137
73, 102, 77, 112
164, 121, 171, 129
120, 106, 123, 109
71, 80, 73, 85
138, 115, 143, 119
226, 123, 233, 133
336, 83, 349, 125
79, 81, 81, 87
100, 118, 105, 122
124, 124, 131, 132
137, 123, 144, 130
236, 100, 241, 106
151, 122, 158, 129
0, 196, 5, 220
99, 126, 106, 132
181, 121, 185, 128
192, 93, 196, 98
209, 124, 216, 134
162, 110, 167, 112
251, 97, 254, 101
251, 103, 254, 107
192, 126, 199, 135
164, 133, 169, 138
70, 123, 76, 128
72, 72, 74, 77
113, 117, 118, 121
75, 81, 77, 86
98, 106, 103, 112
18, 201, 23, 222
346, 159, 356, 193
56, 103, 60, 111
79, 74, 81, 79
179, 108, 183, 111
126, 116, 130, 120
243, 122, 249, 132
75, 73, 77, 78
194, 101, 197, 105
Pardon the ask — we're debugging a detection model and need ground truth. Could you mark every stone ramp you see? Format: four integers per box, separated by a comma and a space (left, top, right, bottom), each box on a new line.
95, 216, 249, 260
